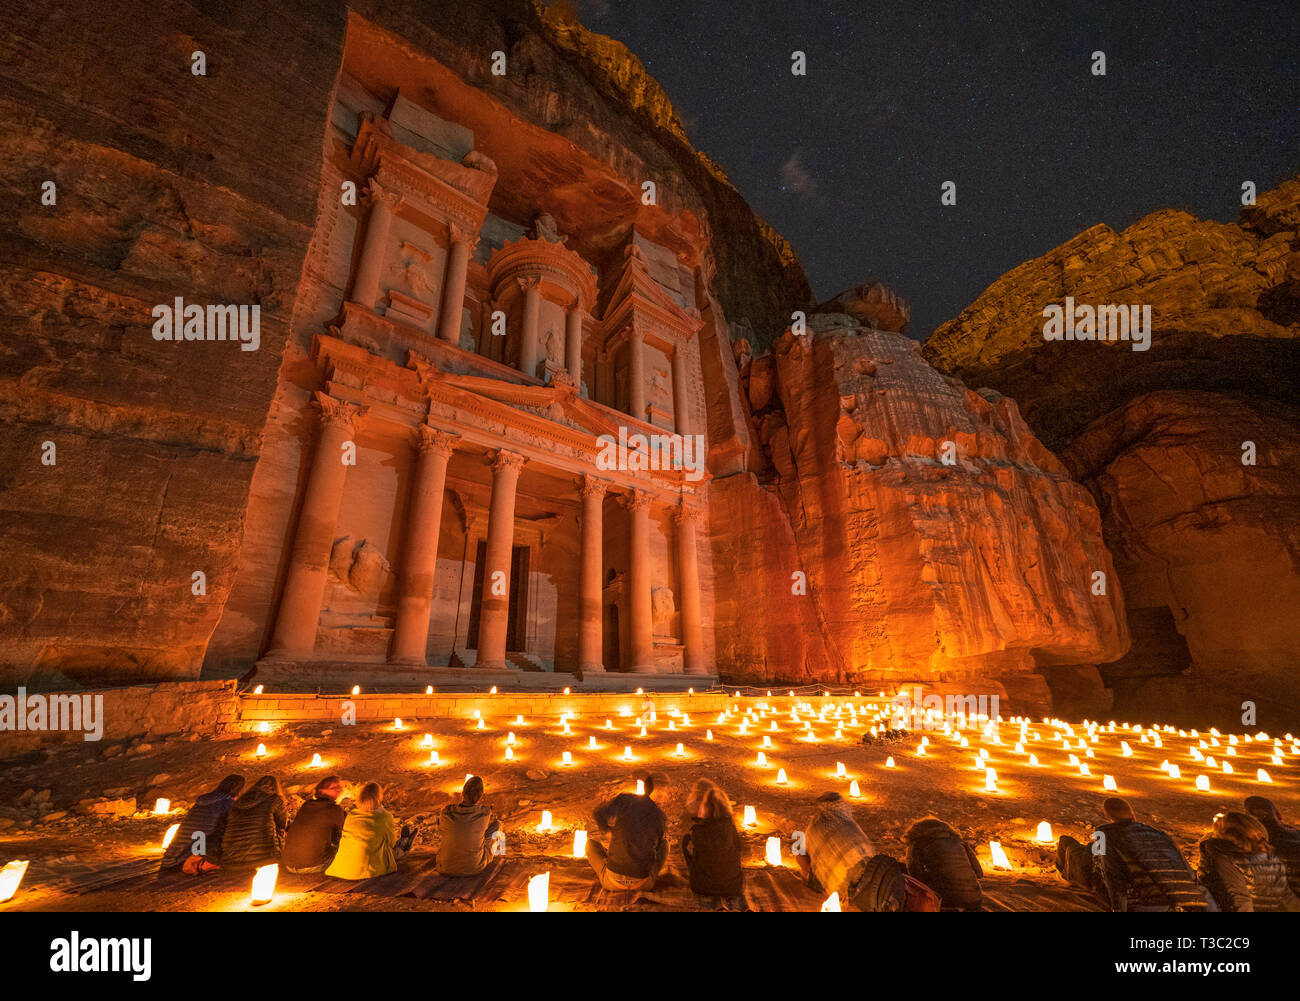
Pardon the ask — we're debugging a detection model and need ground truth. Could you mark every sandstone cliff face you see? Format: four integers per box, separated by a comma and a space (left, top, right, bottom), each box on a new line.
923, 177, 1300, 725
1061, 390, 1300, 723
922, 175, 1300, 452
710, 313, 1128, 703
0, 2, 347, 685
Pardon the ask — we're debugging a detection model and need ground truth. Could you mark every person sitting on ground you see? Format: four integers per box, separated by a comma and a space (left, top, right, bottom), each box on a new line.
436, 775, 500, 877
1244, 796, 1300, 896
586, 773, 669, 891
160, 774, 245, 872
326, 781, 413, 880
902, 817, 984, 911
795, 791, 905, 911
281, 775, 347, 875
1198, 810, 1300, 913
220, 774, 290, 868
679, 779, 744, 901
1057, 797, 1209, 911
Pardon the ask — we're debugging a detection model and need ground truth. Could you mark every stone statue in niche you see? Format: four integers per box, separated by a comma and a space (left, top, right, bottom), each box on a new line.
392, 241, 438, 299
650, 366, 670, 400
531, 212, 567, 245
329, 537, 393, 595
544, 325, 563, 364
652, 586, 676, 635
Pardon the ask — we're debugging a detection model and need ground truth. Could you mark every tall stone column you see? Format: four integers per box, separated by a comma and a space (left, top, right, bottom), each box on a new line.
349, 179, 400, 311
267, 392, 367, 659
518, 277, 542, 379
628, 328, 647, 422
674, 504, 707, 674
476, 450, 527, 670
624, 489, 655, 672
578, 475, 608, 676
672, 345, 691, 435
565, 306, 584, 386
437, 226, 473, 345
389, 425, 458, 665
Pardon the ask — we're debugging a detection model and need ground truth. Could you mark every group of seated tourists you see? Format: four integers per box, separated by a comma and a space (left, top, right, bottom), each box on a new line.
158, 769, 1300, 911
1057, 795, 1300, 912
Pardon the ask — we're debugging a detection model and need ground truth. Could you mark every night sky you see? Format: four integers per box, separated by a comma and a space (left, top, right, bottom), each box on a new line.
569, 0, 1300, 339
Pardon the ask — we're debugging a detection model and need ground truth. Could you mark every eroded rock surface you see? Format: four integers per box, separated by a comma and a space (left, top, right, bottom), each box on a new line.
710, 312, 1127, 701
924, 177, 1300, 723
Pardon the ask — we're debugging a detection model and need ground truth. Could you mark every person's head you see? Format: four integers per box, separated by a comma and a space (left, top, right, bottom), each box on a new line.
358, 781, 383, 811
251, 774, 283, 799
686, 779, 733, 821
315, 775, 344, 801
462, 775, 484, 806
1244, 796, 1281, 825
903, 817, 957, 843
1213, 811, 1271, 853
214, 774, 245, 798
1102, 797, 1135, 823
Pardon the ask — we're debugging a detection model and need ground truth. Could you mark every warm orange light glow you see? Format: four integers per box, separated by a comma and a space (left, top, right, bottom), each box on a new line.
351, 685, 360, 695
821, 892, 841, 912
0, 860, 29, 903
154, 798, 171, 815
528, 871, 549, 912
743, 805, 757, 827
635, 779, 645, 796
1035, 821, 1053, 843
849, 780, 861, 798
255, 743, 267, 759
310, 753, 323, 768
776, 768, 788, 785
251, 863, 278, 905
161, 823, 180, 849
538, 810, 553, 833
765, 836, 782, 866
989, 842, 1011, 870
573, 830, 587, 858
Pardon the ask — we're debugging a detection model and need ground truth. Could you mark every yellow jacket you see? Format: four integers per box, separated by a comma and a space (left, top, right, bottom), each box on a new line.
325, 808, 397, 880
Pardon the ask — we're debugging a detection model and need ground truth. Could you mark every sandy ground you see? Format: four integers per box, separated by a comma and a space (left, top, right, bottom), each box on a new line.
2, 699, 1295, 912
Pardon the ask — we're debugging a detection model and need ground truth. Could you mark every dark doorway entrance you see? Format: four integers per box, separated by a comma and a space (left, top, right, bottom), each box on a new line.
467, 541, 530, 651
604, 603, 620, 672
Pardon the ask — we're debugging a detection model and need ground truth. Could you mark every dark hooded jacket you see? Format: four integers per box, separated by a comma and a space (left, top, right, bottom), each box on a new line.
1198, 837, 1300, 913
680, 814, 744, 897
281, 794, 346, 871
1257, 817, 1300, 895
160, 791, 237, 870
220, 786, 289, 868
436, 800, 498, 876
903, 818, 984, 910
1095, 819, 1208, 911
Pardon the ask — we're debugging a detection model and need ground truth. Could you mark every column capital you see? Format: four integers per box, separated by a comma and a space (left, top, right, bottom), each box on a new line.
363, 176, 403, 213
490, 449, 528, 475
415, 424, 459, 458
447, 221, 478, 247
579, 474, 610, 500
622, 488, 653, 513
515, 274, 542, 293
673, 502, 706, 526
312, 391, 368, 434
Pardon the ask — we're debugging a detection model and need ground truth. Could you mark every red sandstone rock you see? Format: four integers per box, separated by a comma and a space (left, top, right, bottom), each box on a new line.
1062, 390, 1300, 724
924, 178, 1300, 721
710, 311, 1128, 695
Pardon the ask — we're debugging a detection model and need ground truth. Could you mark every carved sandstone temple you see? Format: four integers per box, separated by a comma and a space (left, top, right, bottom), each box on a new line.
6, 9, 1130, 714
209, 45, 718, 686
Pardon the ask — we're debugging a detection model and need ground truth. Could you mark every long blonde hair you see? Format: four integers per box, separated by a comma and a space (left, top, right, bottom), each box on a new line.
358, 781, 383, 811
686, 779, 733, 821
